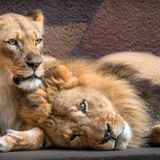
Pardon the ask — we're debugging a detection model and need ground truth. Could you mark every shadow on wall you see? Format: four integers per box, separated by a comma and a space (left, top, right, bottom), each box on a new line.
0, 0, 160, 58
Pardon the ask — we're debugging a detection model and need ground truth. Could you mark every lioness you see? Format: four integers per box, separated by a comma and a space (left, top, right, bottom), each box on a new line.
0, 10, 57, 151
2, 52, 160, 151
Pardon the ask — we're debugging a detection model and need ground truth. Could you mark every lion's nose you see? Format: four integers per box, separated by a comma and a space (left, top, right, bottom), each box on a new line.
101, 124, 113, 144
26, 54, 42, 70
26, 61, 41, 70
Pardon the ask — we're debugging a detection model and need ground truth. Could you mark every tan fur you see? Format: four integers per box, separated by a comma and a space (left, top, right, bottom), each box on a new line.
0, 11, 160, 151
0, 128, 44, 152
1, 51, 160, 151
0, 10, 53, 151
19, 56, 153, 150
151, 124, 160, 144
100, 52, 160, 84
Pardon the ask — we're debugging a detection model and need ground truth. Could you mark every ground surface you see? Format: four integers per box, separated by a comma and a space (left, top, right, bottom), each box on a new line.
0, 148, 160, 160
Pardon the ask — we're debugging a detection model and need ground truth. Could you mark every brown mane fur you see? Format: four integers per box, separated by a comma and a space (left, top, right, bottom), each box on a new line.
20, 54, 155, 150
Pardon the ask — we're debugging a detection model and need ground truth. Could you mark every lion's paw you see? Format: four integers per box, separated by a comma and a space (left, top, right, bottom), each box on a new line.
0, 135, 15, 152
7, 129, 22, 139
150, 124, 160, 144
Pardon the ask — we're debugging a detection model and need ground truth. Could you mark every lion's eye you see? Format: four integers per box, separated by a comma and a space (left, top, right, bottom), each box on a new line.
7, 39, 18, 45
79, 99, 88, 113
35, 38, 43, 46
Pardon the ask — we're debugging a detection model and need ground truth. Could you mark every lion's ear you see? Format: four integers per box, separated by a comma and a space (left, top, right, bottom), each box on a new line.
27, 9, 44, 34
45, 65, 79, 89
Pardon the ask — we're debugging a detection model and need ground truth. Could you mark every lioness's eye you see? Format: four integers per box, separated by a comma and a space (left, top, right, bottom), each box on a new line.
7, 39, 18, 45
35, 38, 43, 46
79, 99, 88, 113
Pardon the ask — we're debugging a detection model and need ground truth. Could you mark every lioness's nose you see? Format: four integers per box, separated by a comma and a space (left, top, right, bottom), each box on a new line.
26, 54, 43, 70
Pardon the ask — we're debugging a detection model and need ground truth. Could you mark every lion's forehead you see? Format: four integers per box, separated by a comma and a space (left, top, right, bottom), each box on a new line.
53, 87, 113, 112
0, 14, 40, 39
0, 30, 39, 41
50, 88, 115, 123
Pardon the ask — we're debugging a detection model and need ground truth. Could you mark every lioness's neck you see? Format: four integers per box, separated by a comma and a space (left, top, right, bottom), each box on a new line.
0, 63, 25, 135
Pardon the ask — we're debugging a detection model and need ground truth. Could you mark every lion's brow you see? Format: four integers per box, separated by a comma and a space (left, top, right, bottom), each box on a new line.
13, 15, 25, 31
13, 15, 39, 35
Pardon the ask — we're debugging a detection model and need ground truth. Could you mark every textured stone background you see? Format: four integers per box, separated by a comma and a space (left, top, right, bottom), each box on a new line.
0, 0, 160, 58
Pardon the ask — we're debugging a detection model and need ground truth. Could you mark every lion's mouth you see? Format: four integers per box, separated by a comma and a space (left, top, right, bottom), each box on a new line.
13, 74, 42, 85
100, 124, 125, 148
100, 124, 117, 144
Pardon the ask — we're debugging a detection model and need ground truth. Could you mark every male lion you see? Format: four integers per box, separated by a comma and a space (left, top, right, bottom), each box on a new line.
0, 10, 57, 151
1, 52, 160, 151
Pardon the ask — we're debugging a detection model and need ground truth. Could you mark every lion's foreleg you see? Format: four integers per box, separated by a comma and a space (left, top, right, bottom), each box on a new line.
150, 124, 160, 145
0, 127, 44, 152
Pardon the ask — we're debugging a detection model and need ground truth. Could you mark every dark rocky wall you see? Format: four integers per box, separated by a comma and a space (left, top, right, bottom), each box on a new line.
0, 0, 160, 58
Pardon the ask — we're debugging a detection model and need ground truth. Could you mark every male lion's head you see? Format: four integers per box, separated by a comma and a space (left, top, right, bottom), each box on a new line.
20, 65, 133, 150
0, 10, 44, 90
44, 87, 132, 150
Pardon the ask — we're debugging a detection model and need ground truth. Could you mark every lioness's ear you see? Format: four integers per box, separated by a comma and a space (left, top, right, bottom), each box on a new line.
27, 9, 44, 34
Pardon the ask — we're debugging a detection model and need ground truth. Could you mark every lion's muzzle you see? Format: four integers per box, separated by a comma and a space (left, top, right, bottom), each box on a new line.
12, 53, 44, 91
25, 53, 43, 71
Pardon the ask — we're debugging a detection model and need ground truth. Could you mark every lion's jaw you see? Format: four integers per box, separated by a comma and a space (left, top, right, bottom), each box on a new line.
113, 121, 132, 150
0, 10, 44, 91
45, 87, 132, 150
12, 68, 44, 91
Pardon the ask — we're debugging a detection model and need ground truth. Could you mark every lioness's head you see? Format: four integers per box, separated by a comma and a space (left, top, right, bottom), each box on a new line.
0, 10, 44, 90
44, 87, 132, 150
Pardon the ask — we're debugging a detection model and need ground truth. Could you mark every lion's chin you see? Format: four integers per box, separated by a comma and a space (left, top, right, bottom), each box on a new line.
113, 121, 132, 150
17, 78, 42, 91
13, 73, 43, 91
95, 121, 132, 151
